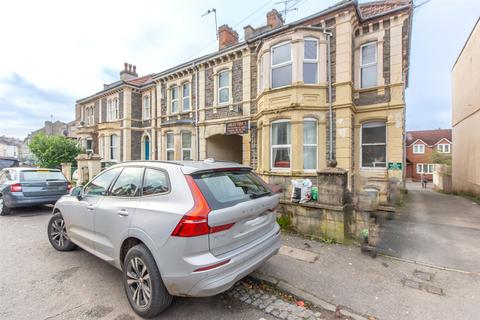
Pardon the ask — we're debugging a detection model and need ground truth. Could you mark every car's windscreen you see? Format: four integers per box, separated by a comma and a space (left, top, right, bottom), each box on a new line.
193, 170, 271, 210
0, 159, 17, 169
20, 171, 66, 181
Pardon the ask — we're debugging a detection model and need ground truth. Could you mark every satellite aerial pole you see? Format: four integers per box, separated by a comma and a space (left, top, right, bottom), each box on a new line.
201, 8, 218, 39
275, 0, 298, 23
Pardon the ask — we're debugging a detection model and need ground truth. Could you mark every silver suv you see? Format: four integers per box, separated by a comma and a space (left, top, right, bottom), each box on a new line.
48, 160, 281, 318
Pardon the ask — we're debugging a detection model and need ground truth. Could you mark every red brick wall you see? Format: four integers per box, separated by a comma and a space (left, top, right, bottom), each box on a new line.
406, 143, 435, 181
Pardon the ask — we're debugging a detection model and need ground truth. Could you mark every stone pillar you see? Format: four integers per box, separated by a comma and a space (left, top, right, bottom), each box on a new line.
316, 166, 348, 206
61, 163, 72, 182
75, 154, 102, 186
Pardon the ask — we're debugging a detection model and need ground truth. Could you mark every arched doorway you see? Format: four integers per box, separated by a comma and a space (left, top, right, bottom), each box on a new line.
144, 136, 150, 160
206, 134, 243, 163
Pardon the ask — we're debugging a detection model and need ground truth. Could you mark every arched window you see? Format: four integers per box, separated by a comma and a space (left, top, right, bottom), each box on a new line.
271, 120, 291, 169
361, 121, 386, 168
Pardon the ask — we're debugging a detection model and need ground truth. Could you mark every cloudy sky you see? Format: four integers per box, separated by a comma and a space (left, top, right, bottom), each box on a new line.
0, 0, 478, 139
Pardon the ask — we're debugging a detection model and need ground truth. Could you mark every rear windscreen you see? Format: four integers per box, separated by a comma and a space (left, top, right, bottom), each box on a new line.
20, 171, 66, 181
193, 170, 271, 210
0, 159, 17, 168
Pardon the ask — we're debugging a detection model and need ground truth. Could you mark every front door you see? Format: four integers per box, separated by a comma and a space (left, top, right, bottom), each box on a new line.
67, 167, 122, 251
93, 166, 144, 262
144, 137, 150, 160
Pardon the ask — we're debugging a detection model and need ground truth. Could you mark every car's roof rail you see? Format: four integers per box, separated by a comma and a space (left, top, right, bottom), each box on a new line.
122, 160, 185, 166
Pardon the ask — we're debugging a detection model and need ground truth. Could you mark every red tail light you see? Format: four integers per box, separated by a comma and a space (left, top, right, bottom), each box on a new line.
171, 175, 234, 237
10, 183, 22, 192
193, 259, 231, 272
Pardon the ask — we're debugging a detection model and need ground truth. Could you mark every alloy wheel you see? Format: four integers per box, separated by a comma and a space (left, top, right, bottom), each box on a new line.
126, 257, 152, 308
50, 218, 68, 248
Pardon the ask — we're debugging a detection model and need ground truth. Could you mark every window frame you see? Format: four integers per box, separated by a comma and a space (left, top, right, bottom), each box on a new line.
182, 82, 191, 112
360, 42, 378, 89
181, 131, 192, 160
270, 41, 293, 89
143, 95, 151, 120
417, 163, 434, 174
108, 166, 145, 198
303, 118, 318, 171
437, 143, 450, 153
360, 121, 387, 170
413, 144, 425, 154
110, 134, 119, 161
83, 167, 123, 197
270, 119, 292, 171
165, 132, 174, 160
171, 86, 179, 114
303, 38, 318, 84
217, 70, 230, 105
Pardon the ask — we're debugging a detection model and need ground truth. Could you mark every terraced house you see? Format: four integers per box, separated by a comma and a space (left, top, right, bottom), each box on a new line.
75, 0, 413, 201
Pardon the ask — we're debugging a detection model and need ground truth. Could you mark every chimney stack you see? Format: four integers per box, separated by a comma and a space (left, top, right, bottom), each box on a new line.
120, 62, 138, 81
218, 24, 239, 50
267, 9, 284, 29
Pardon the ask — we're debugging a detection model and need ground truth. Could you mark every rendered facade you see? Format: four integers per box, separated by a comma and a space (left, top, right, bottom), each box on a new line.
75, 0, 413, 201
452, 18, 480, 195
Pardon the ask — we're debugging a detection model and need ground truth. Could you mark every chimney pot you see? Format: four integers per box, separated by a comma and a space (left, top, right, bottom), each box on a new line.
218, 24, 239, 50
124, 62, 128, 70
133, 65, 136, 73
128, 64, 132, 72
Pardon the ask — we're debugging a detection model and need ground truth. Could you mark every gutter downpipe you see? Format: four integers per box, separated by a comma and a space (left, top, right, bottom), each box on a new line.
193, 62, 200, 161
324, 29, 334, 162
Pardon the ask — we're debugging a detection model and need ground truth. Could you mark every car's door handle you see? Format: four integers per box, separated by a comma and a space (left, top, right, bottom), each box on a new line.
86, 204, 95, 211
117, 209, 129, 217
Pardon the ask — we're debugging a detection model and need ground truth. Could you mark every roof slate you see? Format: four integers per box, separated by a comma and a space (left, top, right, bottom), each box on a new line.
406, 129, 452, 146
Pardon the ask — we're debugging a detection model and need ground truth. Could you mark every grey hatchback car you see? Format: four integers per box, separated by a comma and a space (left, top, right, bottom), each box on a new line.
48, 160, 281, 318
0, 168, 71, 215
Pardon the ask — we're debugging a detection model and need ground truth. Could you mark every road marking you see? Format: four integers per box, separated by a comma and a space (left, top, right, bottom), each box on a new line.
279, 245, 318, 263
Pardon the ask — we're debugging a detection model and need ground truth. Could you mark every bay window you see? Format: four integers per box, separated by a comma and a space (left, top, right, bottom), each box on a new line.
166, 132, 174, 160
171, 86, 179, 113
303, 38, 318, 84
361, 121, 386, 168
271, 120, 291, 169
303, 119, 317, 170
218, 70, 229, 104
143, 95, 150, 120
182, 83, 190, 111
360, 42, 377, 88
181, 132, 192, 160
271, 42, 292, 88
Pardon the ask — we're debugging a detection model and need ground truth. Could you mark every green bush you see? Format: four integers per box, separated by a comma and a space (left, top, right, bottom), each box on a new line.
29, 134, 82, 168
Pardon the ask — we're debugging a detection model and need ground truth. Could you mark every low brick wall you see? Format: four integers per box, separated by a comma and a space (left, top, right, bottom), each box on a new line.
279, 201, 370, 243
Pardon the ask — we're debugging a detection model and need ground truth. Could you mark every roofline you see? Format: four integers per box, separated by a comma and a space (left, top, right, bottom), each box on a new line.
452, 17, 480, 71
76, 80, 156, 104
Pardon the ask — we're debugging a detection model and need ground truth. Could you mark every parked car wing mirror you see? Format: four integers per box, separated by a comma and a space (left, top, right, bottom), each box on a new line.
70, 186, 83, 200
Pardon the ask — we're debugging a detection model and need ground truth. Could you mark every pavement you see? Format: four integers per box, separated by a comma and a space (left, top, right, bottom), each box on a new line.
255, 233, 480, 320
376, 181, 480, 273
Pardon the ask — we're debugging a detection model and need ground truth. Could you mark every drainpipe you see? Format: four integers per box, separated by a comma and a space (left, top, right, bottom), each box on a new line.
193, 62, 200, 160
323, 29, 334, 162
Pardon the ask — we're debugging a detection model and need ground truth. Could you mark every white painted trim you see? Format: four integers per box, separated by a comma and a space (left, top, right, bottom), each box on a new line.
360, 120, 387, 170
271, 119, 292, 171
360, 42, 378, 89
270, 41, 293, 89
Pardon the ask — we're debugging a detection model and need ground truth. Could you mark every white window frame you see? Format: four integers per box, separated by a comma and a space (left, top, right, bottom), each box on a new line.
171, 86, 179, 114
271, 41, 292, 89
417, 163, 434, 174
110, 134, 119, 161
303, 38, 318, 84
143, 95, 151, 120
166, 132, 174, 160
303, 118, 317, 171
218, 70, 230, 105
360, 42, 377, 88
181, 132, 192, 160
271, 119, 292, 171
413, 144, 425, 154
437, 143, 450, 153
85, 138, 93, 153
98, 135, 104, 158
107, 98, 119, 122
182, 82, 190, 112
360, 121, 387, 169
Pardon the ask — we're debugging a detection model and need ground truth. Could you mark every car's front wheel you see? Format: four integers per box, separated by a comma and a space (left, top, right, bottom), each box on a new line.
47, 213, 77, 251
123, 244, 172, 318
0, 195, 11, 216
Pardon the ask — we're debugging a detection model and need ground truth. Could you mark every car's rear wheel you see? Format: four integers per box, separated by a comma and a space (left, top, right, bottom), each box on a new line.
0, 196, 11, 216
123, 244, 172, 318
47, 213, 77, 251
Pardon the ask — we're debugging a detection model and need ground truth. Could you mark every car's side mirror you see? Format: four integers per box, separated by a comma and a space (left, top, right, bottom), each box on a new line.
70, 186, 83, 200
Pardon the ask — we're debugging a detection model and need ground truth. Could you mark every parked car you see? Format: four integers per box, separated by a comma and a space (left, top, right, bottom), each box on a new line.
47, 160, 281, 318
0, 168, 71, 215
0, 157, 19, 171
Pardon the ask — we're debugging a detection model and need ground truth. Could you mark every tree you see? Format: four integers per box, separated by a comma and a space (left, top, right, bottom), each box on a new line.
29, 134, 82, 168
429, 149, 452, 166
